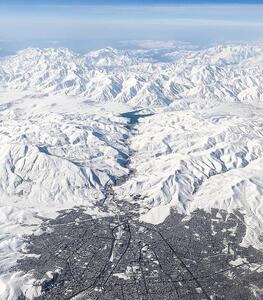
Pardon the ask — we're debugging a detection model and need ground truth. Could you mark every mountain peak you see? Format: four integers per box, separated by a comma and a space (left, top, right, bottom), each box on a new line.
1, 43, 263, 106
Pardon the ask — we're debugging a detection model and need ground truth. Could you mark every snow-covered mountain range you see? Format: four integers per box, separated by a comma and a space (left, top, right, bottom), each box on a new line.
0, 43, 263, 299
1, 44, 263, 106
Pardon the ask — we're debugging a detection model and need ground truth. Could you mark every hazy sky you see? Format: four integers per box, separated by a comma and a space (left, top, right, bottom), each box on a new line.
1, 0, 263, 55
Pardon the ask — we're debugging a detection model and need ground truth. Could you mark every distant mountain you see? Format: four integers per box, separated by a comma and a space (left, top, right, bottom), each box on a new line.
1, 44, 263, 299
1, 44, 263, 106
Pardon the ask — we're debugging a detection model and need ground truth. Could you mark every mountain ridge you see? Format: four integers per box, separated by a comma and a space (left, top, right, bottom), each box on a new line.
1, 44, 263, 106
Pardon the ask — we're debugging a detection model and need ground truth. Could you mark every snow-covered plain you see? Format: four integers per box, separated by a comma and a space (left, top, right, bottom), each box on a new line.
0, 43, 263, 298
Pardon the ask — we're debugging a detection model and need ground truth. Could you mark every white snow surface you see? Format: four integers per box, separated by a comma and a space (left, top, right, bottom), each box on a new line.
0, 43, 263, 298
1, 43, 263, 106
115, 103, 263, 249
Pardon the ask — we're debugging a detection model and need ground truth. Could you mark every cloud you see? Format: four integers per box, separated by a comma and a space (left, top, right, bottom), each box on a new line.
120, 40, 199, 49
0, 3, 263, 52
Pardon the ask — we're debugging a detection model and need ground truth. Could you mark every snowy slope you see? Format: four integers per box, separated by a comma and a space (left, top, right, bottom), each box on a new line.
0, 95, 133, 299
0, 100, 131, 206
0, 43, 263, 298
115, 103, 263, 248
1, 44, 263, 106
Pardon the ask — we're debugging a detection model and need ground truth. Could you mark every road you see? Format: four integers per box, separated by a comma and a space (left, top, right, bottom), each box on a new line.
18, 195, 263, 300
17, 111, 263, 299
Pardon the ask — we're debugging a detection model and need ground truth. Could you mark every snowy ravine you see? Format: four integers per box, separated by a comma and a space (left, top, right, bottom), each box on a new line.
0, 43, 262, 299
